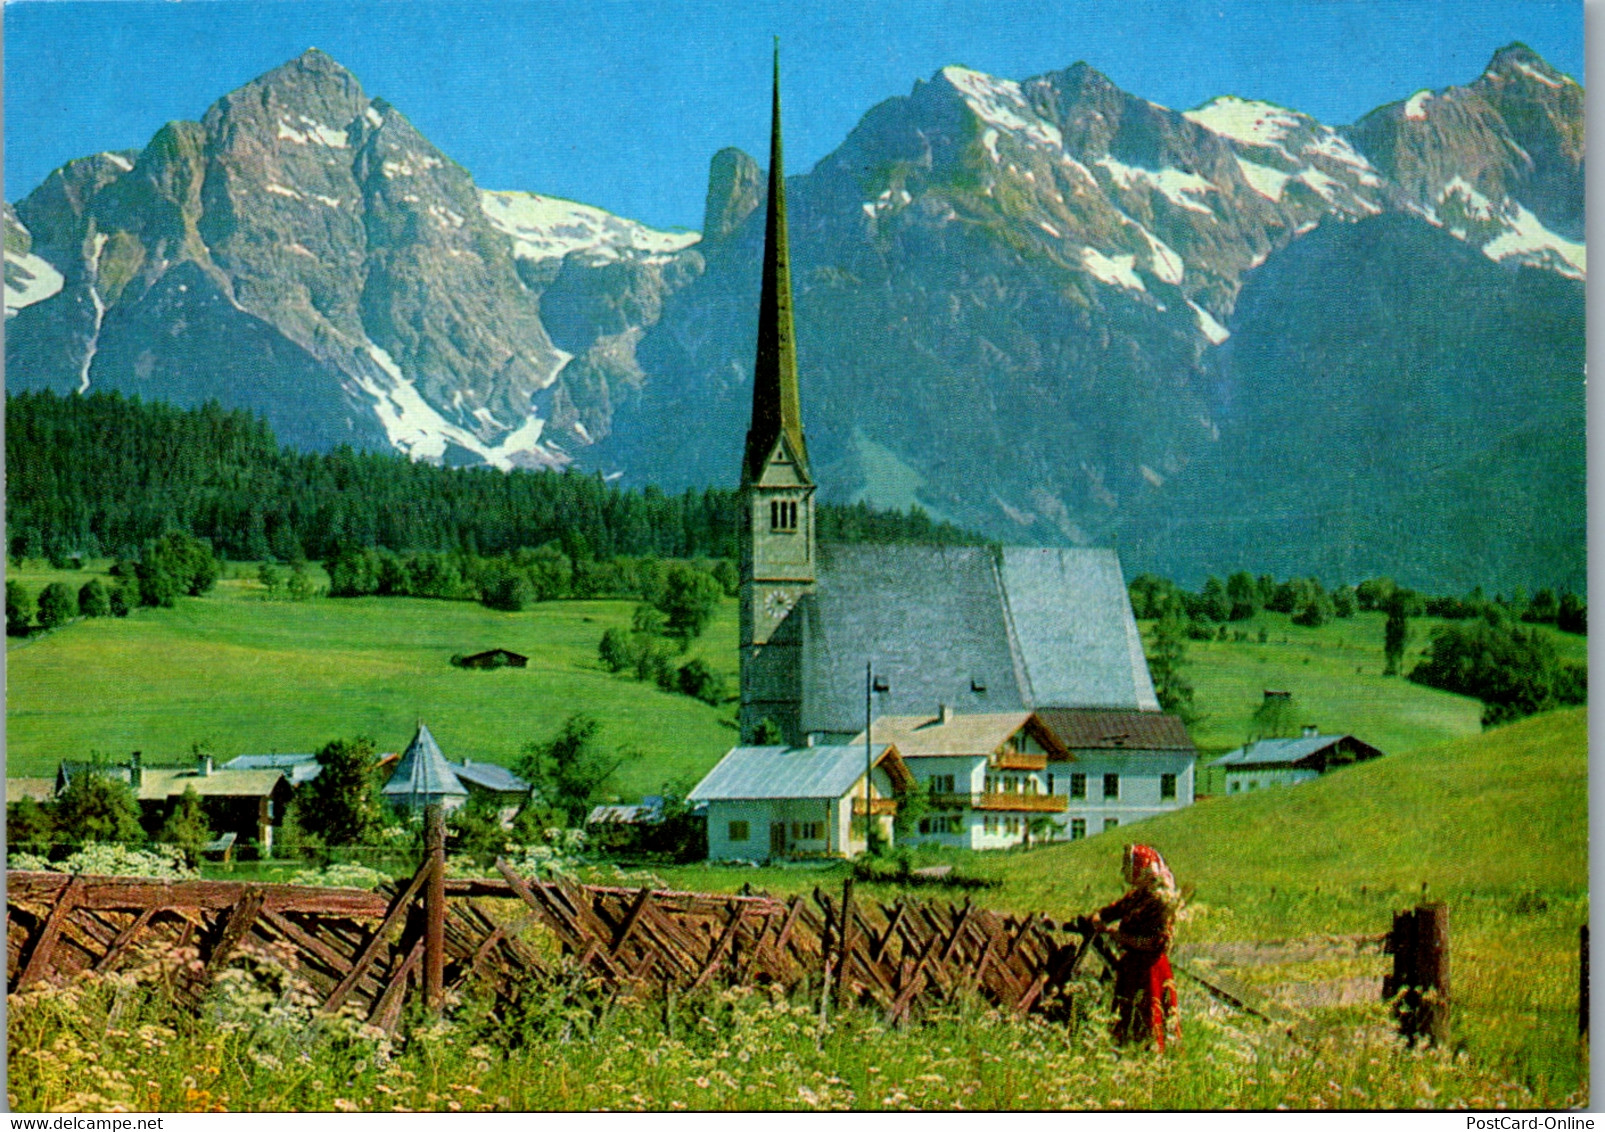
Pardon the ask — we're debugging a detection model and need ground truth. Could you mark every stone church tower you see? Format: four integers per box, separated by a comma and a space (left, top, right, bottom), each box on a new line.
739, 50, 814, 745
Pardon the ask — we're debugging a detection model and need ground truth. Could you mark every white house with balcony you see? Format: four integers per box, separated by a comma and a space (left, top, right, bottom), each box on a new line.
853, 708, 1070, 850
1034, 708, 1198, 839
688, 743, 913, 862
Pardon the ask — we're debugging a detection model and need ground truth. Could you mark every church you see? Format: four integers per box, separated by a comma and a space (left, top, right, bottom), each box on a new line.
738, 57, 1161, 749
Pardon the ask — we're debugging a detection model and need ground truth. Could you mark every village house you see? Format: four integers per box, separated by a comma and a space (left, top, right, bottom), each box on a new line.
380, 723, 532, 817
1035, 708, 1197, 839
688, 743, 912, 862
453, 648, 529, 669
852, 709, 1069, 849
54, 753, 292, 853
1211, 728, 1385, 794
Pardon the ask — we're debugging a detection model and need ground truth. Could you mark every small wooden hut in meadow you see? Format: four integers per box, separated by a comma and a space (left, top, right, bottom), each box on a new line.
1210, 728, 1385, 794
453, 648, 529, 669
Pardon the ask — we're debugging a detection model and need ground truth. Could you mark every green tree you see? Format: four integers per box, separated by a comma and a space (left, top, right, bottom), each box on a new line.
7, 797, 56, 856
1249, 692, 1299, 740
286, 563, 316, 601
6, 580, 33, 637
1225, 572, 1260, 621
893, 781, 931, 841
1557, 591, 1587, 635
1410, 615, 1586, 726
258, 562, 284, 597
675, 657, 727, 705
36, 582, 77, 630
157, 786, 214, 867
1331, 585, 1358, 619
598, 627, 642, 673
1198, 576, 1230, 623
1383, 597, 1411, 676
656, 563, 722, 638
299, 737, 385, 847
515, 714, 624, 826
107, 583, 133, 618
53, 769, 144, 845
1145, 613, 1197, 723
447, 791, 511, 863
78, 577, 111, 618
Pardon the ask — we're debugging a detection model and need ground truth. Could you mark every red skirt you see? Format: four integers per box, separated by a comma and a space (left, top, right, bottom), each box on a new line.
1113, 950, 1179, 1050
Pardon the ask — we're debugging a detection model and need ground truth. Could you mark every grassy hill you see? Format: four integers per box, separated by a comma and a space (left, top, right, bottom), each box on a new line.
5, 562, 740, 798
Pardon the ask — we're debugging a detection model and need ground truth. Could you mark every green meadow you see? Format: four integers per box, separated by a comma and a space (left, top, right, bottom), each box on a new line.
5, 562, 739, 798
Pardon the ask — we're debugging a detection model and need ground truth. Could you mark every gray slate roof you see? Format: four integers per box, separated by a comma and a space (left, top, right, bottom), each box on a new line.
453, 759, 531, 794
798, 545, 1157, 736
688, 744, 892, 802
382, 724, 469, 800
1211, 735, 1350, 767
225, 753, 323, 785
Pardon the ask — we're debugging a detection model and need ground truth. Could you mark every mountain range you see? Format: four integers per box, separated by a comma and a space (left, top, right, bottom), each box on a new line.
4, 44, 1584, 592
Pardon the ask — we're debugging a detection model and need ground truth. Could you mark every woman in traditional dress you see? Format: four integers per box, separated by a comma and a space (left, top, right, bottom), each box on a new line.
1089, 843, 1181, 1049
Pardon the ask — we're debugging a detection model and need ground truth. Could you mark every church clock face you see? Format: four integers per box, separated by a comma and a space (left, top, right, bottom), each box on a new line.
763, 589, 795, 621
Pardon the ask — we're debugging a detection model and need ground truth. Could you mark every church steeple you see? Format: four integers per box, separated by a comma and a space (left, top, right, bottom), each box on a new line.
743, 43, 810, 485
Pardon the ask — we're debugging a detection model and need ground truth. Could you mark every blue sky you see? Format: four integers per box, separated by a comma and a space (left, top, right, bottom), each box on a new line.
3, 0, 1584, 231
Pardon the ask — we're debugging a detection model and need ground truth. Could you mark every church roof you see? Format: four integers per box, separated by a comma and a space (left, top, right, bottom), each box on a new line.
798, 545, 1159, 736
382, 724, 469, 800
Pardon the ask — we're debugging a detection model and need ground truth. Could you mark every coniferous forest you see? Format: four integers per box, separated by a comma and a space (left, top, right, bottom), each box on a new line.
5, 391, 984, 563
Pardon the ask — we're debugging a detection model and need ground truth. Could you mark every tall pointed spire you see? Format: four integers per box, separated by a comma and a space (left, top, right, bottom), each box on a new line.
743, 41, 810, 484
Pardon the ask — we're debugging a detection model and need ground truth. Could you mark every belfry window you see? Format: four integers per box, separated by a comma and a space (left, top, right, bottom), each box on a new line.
770, 500, 798, 531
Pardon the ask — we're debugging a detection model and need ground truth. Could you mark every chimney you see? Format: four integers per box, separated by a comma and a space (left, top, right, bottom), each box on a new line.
939, 703, 953, 725
129, 751, 143, 789
1302, 725, 1318, 738
199, 754, 213, 777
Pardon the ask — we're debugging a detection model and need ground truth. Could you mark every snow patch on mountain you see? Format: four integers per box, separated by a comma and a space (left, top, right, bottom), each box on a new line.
1188, 300, 1230, 345
480, 190, 700, 263
1184, 97, 1303, 156
1134, 225, 1185, 285
1481, 203, 1586, 278
357, 341, 569, 471
277, 116, 349, 148
1236, 157, 1291, 200
4, 249, 64, 316
1513, 61, 1563, 89
1096, 156, 1216, 216
102, 152, 135, 172
942, 66, 1063, 149
1404, 91, 1434, 120
1081, 247, 1145, 292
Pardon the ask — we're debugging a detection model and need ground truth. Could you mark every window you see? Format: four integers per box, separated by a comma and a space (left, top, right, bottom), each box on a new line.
769, 499, 798, 531
927, 774, 955, 795
1230, 781, 1240, 794
1248, 780, 1259, 791
1103, 773, 1120, 799
1070, 773, 1087, 799
791, 820, 824, 841
728, 821, 750, 842
1070, 818, 1086, 840
920, 813, 960, 835
1161, 773, 1177, 800
1047, 773, 1055, 794
1104, 817, 1120, 832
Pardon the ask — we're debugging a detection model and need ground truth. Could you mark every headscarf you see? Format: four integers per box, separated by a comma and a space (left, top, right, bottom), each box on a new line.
1122, 844, 1181, 910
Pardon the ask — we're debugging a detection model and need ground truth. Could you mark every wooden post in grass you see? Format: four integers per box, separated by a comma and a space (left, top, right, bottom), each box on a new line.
1384, 903, 1450, 1046
1580, 924, 1589, 1039
424, 803, 446, 1014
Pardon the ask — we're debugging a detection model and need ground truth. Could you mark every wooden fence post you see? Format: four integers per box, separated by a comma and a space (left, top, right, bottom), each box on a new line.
424, 804, 446, 1014
1580, 923, 1589, 1039
1383, 903, 1449, 1046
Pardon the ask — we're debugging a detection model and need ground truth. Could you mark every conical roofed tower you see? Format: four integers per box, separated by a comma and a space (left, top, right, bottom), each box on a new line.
739, 43, 815, 746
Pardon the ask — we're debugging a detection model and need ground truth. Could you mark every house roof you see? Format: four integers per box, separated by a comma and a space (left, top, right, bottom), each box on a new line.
453, 759, 530, 794
56, 761, 287, 800
1210, 734, 1383, 768
688, 744, 897, 802
1035, 708, 1195, 752
460, 648, 528, 663
797, 546, 1157, 736
382, 724, 469, 799
224, 753, 323, 784
587, 801, 665, 826
7, 778, 55, 804
851, 711, 1069, 760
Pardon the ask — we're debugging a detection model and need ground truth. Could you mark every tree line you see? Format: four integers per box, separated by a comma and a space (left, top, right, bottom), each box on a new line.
6, 390, 983, 565
1131, 571, 1587, 729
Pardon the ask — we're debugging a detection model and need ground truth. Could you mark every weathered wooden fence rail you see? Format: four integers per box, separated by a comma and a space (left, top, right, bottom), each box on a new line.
7, 864, 1104, 1031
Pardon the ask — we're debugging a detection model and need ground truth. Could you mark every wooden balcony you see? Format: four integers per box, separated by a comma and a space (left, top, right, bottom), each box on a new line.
851, 797, 898, 817
928, 792, 1067, 813
992, 751, 1048, 771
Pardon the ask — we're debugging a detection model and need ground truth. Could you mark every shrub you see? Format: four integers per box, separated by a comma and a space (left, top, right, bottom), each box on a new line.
53, 769, 144, 846
598, 627, 642, 673
1409, 616, 1587, 726
78, 577, 110, 618
7, 579, 33, 636
676, 657, 727, 705
36, 581, 77, 630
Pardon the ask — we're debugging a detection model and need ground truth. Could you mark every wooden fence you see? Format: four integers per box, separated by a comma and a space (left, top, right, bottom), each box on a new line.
7, 853, 1108, 1031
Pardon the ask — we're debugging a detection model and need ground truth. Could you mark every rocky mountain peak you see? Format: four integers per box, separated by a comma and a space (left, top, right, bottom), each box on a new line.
701, 147, 763, 242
